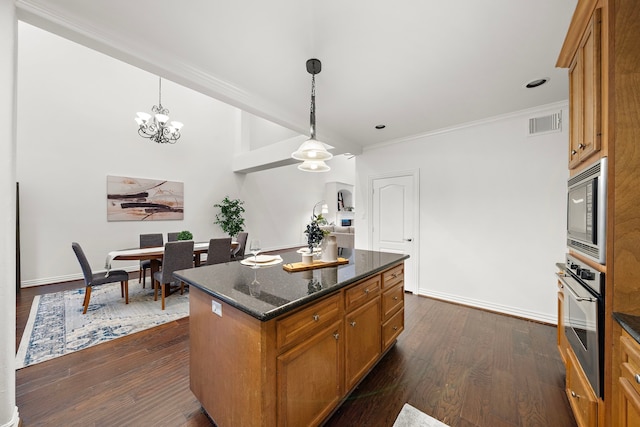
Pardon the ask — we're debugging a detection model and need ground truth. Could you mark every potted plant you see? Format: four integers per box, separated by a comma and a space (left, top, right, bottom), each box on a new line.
177, 230, 193, 240
303, 213, 329, 264
214, 196, 245, 238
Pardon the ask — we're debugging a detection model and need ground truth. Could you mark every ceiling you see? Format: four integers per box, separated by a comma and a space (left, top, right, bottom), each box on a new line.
16, 0, 578, 155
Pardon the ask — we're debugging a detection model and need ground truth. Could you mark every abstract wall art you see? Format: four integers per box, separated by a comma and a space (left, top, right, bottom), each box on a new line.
107, 175, 184, 221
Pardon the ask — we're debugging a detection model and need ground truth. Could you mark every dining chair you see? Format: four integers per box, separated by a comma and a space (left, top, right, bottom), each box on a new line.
153, 240, 194, 310
72, 242, 130, 314
205, 237, 232, 265
139, 233, 163, 288
231, 232, 248, 261
167, 232, 180, 242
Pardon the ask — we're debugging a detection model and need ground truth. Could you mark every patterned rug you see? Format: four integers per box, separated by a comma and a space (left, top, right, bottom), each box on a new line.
393, 404, 450, 427
16, 281, 189, 369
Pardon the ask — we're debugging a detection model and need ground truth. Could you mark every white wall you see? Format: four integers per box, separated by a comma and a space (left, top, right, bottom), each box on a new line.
356, 104, 568, 323
16, 22, 354, 286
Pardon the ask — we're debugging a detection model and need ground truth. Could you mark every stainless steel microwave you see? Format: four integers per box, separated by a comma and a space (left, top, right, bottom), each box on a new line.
567, 157, 607, 264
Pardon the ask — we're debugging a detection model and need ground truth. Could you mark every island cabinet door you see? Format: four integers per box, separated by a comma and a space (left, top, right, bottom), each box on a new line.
345, 297, 382, 390
276, 320, 344, 427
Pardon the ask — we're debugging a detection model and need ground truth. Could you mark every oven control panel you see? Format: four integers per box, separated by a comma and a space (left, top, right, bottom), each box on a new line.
566, 254, 603, 296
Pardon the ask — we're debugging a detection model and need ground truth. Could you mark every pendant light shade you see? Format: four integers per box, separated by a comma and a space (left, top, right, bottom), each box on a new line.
298, 160, 330, 172
292, 59, 332, 170
291, 138, 333, 161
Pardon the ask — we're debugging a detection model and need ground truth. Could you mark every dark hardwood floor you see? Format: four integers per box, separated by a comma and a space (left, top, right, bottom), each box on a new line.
15, 278, 576, 427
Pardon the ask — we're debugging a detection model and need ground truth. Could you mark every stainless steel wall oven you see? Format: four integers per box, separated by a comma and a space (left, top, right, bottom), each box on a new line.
559, 253, 604, 398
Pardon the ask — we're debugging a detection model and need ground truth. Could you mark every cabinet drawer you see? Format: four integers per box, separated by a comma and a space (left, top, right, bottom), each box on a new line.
345, 275, 380, 312
276, 293, 341, 350
621, 334, 640, 397
382, 264, 404, 289
566, 349, 597, 427
382, 283, 404, 321
382, 307, 404, 350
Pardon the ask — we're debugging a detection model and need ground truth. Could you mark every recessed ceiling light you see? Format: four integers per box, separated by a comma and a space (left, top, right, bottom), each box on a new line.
375, 124, 386, 129
525, 78, 549, 89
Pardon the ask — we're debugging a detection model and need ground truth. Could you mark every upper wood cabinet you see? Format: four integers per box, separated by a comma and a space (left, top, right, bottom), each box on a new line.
558, 0, 640, 425
568, 8, 601, 169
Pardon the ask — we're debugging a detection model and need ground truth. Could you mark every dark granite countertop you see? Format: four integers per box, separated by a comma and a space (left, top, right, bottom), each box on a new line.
174, 248, 409, 321
613, 312, 640, 344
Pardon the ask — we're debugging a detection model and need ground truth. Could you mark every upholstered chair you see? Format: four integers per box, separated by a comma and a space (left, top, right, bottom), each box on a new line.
205, 237, 232, 266
72, 242, 130, 314
139, 233, 163, 288
231, 232, 248, 261
153, 241, 194, 310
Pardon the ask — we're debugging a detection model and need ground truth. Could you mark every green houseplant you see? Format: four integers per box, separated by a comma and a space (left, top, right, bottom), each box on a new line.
177, 230, 193, 240
214, 196, 245, 238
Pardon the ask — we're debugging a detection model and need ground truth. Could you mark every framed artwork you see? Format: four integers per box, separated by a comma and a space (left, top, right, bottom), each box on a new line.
107, 175, 184, 221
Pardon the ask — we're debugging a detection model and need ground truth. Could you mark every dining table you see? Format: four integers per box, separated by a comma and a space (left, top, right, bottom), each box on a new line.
104, 240, 239, 295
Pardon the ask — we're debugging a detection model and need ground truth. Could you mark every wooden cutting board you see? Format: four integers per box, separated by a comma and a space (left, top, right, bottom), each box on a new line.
282, 257, 349, 272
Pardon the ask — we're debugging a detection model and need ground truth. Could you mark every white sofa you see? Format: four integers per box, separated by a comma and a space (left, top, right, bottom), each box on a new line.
320, 225, 355, 248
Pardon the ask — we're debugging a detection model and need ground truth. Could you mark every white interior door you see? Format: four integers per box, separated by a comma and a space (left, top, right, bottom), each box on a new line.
370, 172, 418, 293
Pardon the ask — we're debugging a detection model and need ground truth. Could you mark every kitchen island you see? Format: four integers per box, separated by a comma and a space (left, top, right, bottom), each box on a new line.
174, 249, 408, 427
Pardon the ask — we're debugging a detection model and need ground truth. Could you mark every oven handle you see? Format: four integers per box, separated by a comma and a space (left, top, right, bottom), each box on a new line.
556, 273, 597, 302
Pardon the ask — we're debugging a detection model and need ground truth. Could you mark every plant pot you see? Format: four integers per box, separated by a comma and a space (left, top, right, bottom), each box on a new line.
302, 253, 314, 265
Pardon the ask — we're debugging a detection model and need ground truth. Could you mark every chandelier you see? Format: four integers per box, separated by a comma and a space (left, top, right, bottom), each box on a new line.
291, 58, 332, 172
135, 77, 183, 144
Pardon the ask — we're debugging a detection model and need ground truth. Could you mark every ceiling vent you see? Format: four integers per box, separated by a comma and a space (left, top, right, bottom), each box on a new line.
528, 111, 562, 136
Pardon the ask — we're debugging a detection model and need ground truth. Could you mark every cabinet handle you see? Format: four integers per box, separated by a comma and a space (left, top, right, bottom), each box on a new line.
350, 321, 356, 327
393, 296, 399, 301
571, 390, 581, 399
578, 143, 586, 149
635, 373, 640, 384
333, 332, 340, 340
391, 273, 398, 278
393, 326, 399, 331
312, 314, 320, 322
571, 150, 577, 155
364, 288, 370, 295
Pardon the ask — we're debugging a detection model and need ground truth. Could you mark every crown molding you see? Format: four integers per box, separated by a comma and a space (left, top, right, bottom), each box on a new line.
363, 100, 569, 152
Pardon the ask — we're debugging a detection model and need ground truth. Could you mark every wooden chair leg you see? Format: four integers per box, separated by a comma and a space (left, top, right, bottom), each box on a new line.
138, 268, 142, 283
154, 279, 159, 301
124, 280, 129, 304
142, 267, 146, 288
82, 286, 92, 314
120, 282, 124, 298
161, 283, 166, 310
180, 281, 184, 295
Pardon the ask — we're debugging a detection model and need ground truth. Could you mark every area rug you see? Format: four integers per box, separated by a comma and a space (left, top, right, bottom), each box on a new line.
393, 403, 450, 427
16, 282, 189, 369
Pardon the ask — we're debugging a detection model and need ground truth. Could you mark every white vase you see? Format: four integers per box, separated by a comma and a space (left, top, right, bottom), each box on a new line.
321, 235, 338, 262
302, 253, 314, 265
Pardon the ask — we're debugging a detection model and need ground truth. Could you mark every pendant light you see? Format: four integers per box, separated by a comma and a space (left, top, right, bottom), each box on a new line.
292, 58, 332, 171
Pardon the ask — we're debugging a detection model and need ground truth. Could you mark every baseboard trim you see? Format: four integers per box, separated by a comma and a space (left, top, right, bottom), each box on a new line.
416, 288, 557, 326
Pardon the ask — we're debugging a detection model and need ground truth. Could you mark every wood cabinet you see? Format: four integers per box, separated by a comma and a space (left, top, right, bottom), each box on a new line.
277, 320, 344, 427
567, 348, 599, 427
382, 263, 405, 351
189, 262, 404, 427
567, 7, 601, 169
619, 331, 640, 427
344, 275, 381, 390
557, 279, 568, 365
558, 0, 640, 425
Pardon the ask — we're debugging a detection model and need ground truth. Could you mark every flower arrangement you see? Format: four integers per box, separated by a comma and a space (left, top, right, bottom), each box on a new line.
304, 213, 328, 254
